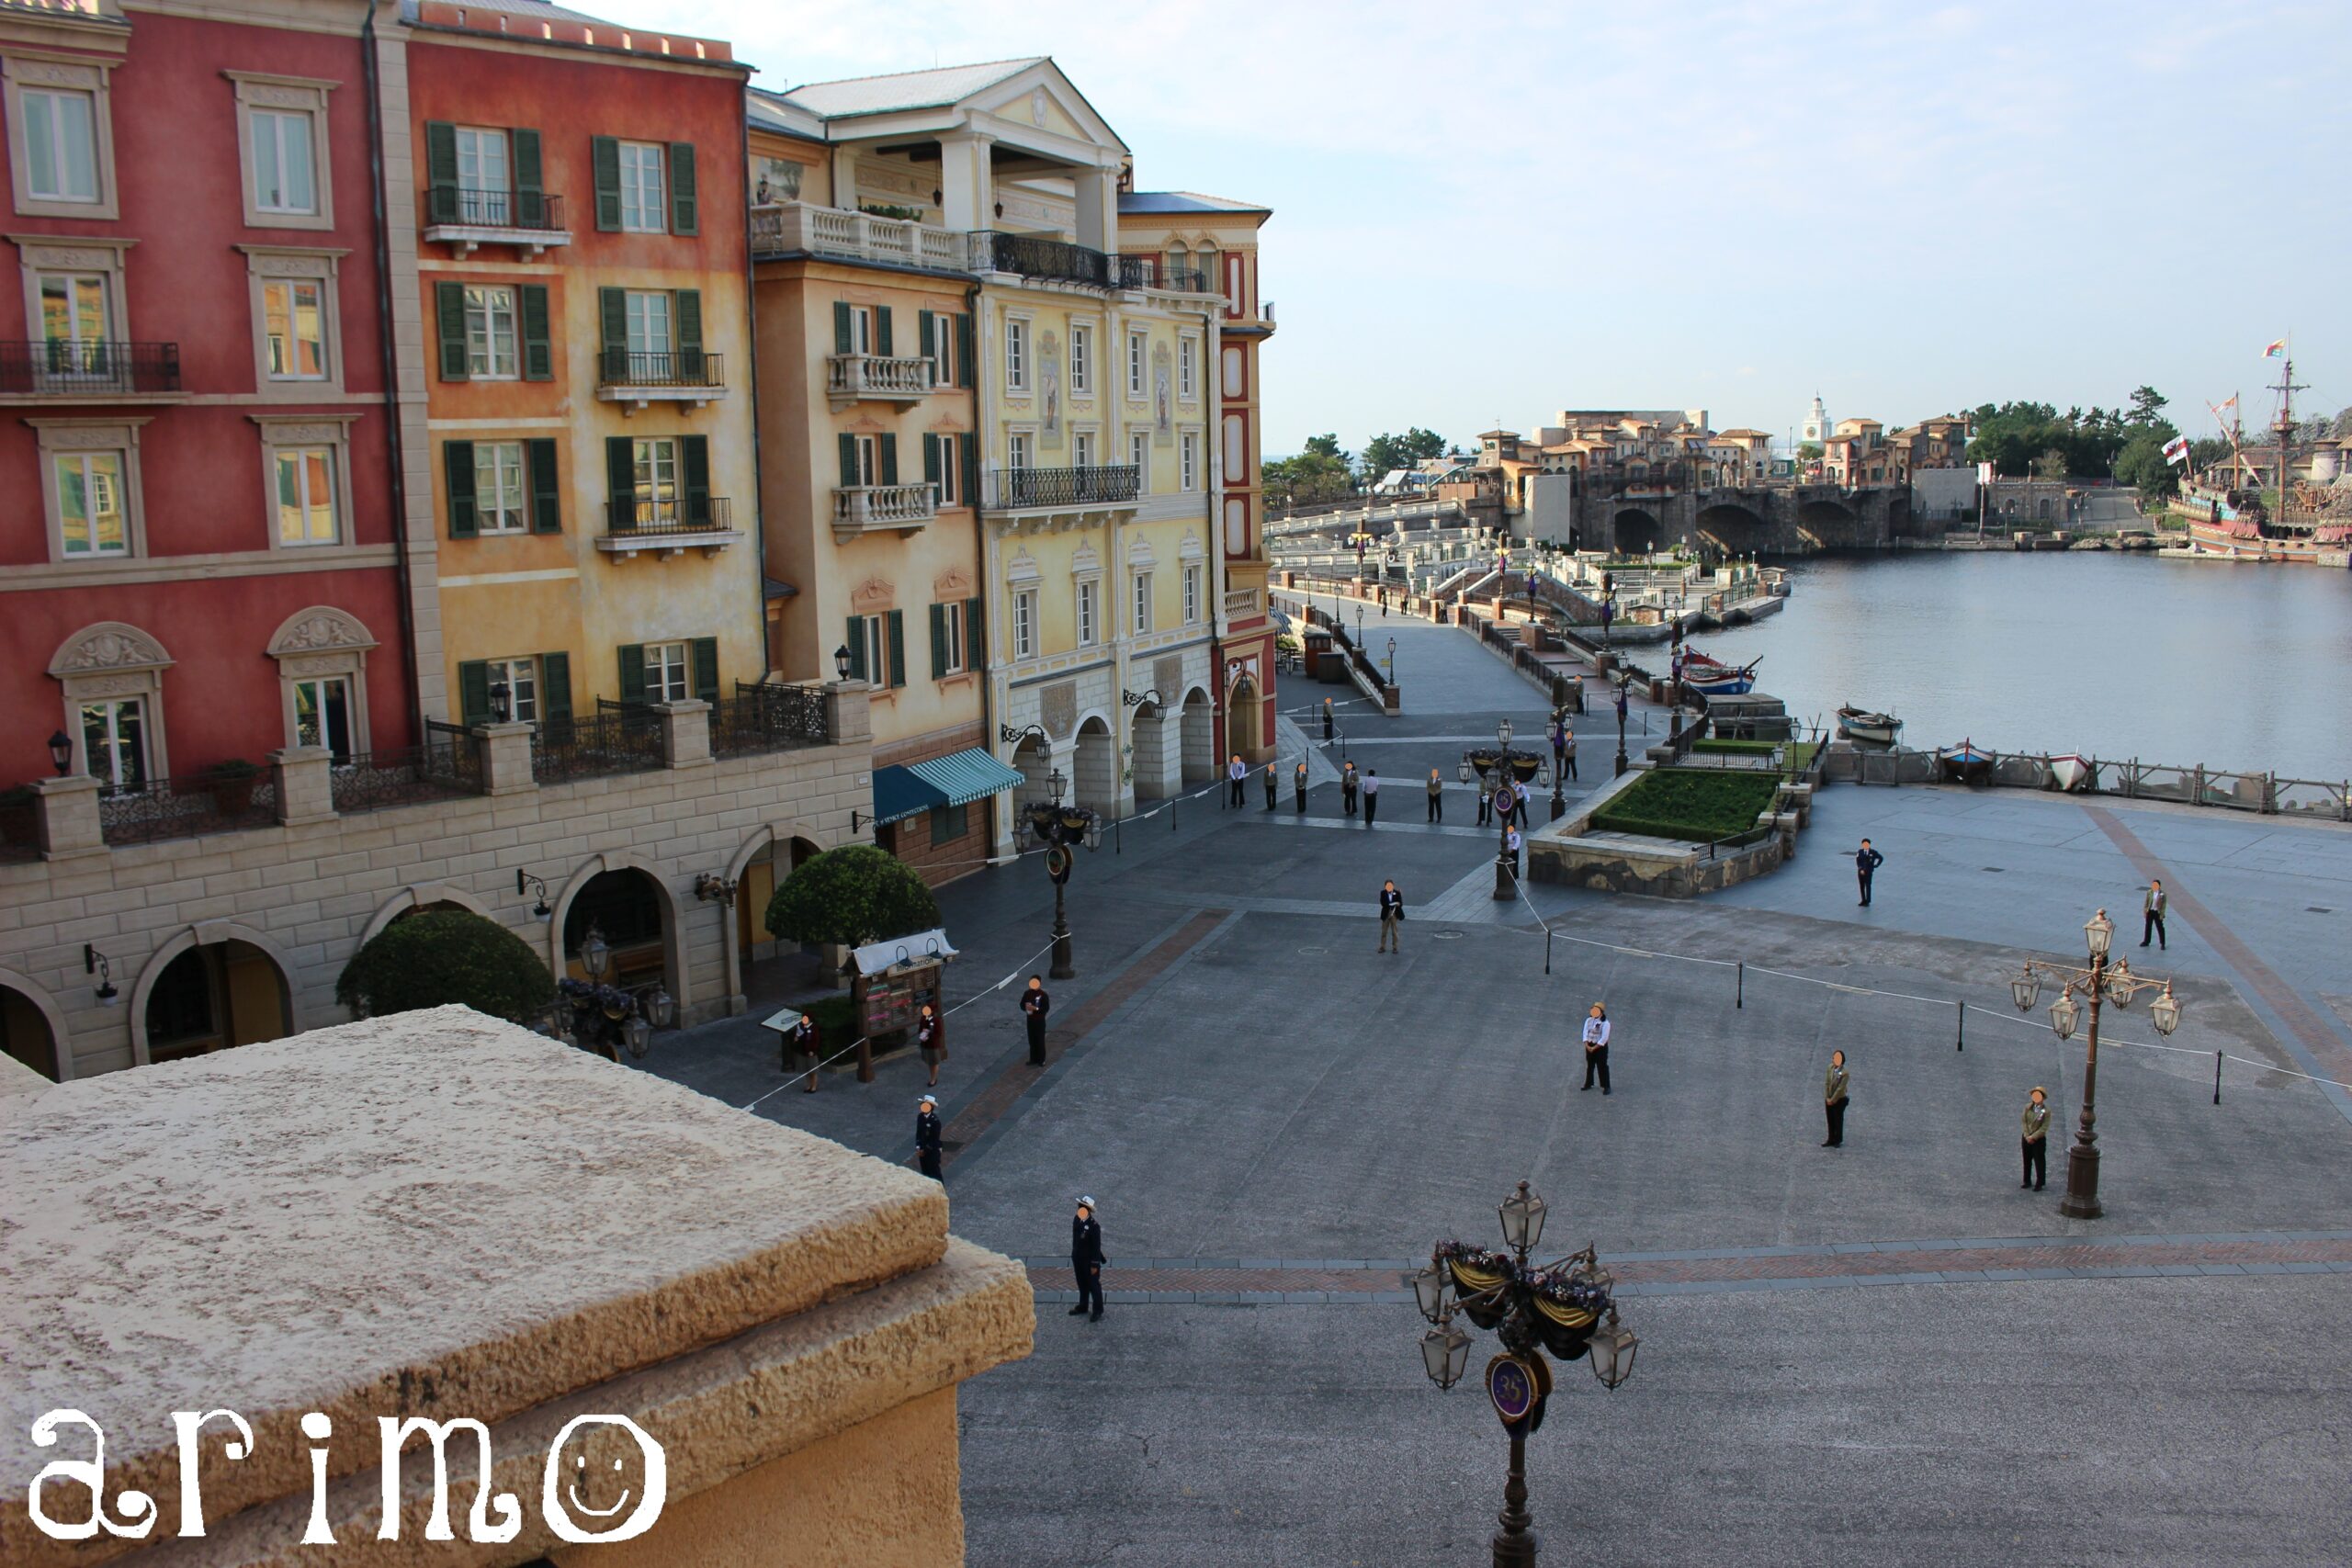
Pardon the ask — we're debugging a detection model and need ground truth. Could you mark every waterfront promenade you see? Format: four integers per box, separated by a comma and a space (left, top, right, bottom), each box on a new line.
650, 615, 2352, 1566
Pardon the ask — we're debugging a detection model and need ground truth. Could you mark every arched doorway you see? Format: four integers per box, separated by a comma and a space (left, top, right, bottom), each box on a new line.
1612, 509, 1664, 555
1012, 730, 1058, 819
735, 834, 821, 968
1227, 674, 1264, 765
1695, 503, 1765, 558
0, 979, 61, 1082
562, 868, 672, 991
1130, 699, 1178, 800
1180, 688, 1216, 783
1070, 714, 1117, 815
143, 939, 292, 1065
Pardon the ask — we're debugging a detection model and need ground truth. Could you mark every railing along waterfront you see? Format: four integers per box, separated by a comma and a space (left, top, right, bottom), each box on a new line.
531, 710, 664, 784
98, 773, 277, 846
0, 339, 182, 396
1842, 748, 2352, 819
715, 683, 831, 755
330, 739, 485, 814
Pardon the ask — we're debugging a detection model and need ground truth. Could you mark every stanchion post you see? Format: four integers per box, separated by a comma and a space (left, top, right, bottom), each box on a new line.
2213, 1051, 2222, 1105
1736, 961, 1744, 1009
1544, 931, 1552, 975
1957, 999, 1965, 1052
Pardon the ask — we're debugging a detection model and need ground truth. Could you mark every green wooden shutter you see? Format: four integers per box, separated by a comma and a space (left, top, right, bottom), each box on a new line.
592, 135, 621, 231
519, 284, 552, 381
667, 142, 697, 234
833, 300, 853, 355
605, 436, 635, 531
922, 434, 940, 485
838, 433, 857, 488
844, 616, 866, 682
617, 644, 647, 706
962, 433, 980, 505
443, 440, 477, 538
540, 652, 572, 724
598, 287, 628, 383
929, 603, 947, 680
919, 310, 934, 362
682, 435, 711, 525
674, 288, 703, 381
964, 596, 983, 671
512, 128, 544, 227
878, 433, 899, 486
527, 438, 560, 533
875, 305, 892, 356
435, 281, 469, 380
424, 121, 458, 224
956, 314, 975, 388
887, 609, 906, 688
690, 637, 718, 704
458, 660, 491, 725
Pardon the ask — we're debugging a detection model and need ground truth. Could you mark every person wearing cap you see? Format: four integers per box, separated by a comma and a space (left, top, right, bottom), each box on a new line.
1378, 879, 1404, 953
1363, 767, 1382, 826
916, 1001, 944, 1089
1227, 753, 1247, 807
1295, 760, 1309, 813
782, 1011, 819, 1089
1426, 768, 1444, 823
1263, 761, 1279, 810
1822, 1050, 1850, 1147
914, 1095, 944, 1183
1581, 1002, 1611, 1094
1022, 976, 1050, 1066
2020, 1087, 2051, 1190
1070, 1196, 1106, 1321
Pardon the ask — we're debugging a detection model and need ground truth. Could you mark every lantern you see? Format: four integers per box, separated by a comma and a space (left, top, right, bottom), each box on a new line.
580, 926, 612, 982
1587, 1308, 1639, 1391
2010, 972, 2041, 1012
1498, 1181, 1547, 1256
48, 729, 74, 775
2149, 984, 2182, 1037
2084, 909, 2114, 961
1420, 1319, 1472, 1391
1410, 1264, 1450, 1325
646, 985, 676, 1029
2050, 989, 2079, 1042
833, 644, 853, 680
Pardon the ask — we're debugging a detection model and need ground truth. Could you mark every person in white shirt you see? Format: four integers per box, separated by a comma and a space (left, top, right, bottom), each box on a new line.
1227, 754, 1247, 807
1505, 825, 1523, 877
1363, 768, 1381, 827
1581, 1002, 1611, 1095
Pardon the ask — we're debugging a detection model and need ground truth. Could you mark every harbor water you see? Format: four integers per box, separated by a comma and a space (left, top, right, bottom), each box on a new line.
1686, 552, 2352, 782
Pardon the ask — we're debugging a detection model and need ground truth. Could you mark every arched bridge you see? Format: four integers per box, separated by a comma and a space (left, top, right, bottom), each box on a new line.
1585, 485, 1919, 557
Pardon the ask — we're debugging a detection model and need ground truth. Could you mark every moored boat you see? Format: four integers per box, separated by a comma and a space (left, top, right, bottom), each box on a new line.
1938, 739, 1993, 784
2048, 752, 2093, 792
1676, 649, 1759, 695
1836, 705, 1902, 746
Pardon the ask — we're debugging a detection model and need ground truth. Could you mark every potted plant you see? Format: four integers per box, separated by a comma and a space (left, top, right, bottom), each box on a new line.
206, 758, 262, 814
0, 784, 35, 849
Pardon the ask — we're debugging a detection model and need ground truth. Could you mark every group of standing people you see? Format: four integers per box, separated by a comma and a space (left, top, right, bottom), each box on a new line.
1816, 1051, 2055, 1190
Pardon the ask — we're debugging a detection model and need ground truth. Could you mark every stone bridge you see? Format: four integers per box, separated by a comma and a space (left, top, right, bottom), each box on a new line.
1580, 485, 1921, 558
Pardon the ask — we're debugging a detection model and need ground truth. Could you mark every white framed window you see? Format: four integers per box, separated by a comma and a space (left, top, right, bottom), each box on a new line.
475, 441, 528, 533
251, 108, 316, 214
935, 434, 963, 506
644, 641, 690, 702
486, 655, 538, 724
1126, 331, 1147, 398
1181, 431, 1200, 491
1012, 589, 1036, 660
1179, 335, 1197, 400
1075, 579, 1098, 648
262, 277, 327, 380
617, 141, 665, 232
861, 615, 888, 683
36, 270, 108, 359
465, 285, 518, 378
32, 418, 148, 564
1007, 430, 1032, 469
633, 436, 681, 521
1073, 429, 1095, 468
275, 445, 339, 545
844, 302, 875, 355
938, 600, 967, 673
1005, 315, 1030, 391
81, 696, 149, 792
1131, 429, 1149, 490
6, 58, 119, 219
456, 126, 510, 223
849, 433, 878, 486
930, 313, 959, 386
291, 673, 354, 761
1132, 570, 1152, 636
1069, 324, 1092, 395
625, 289, 673, 356
1183, 563, 1202, 625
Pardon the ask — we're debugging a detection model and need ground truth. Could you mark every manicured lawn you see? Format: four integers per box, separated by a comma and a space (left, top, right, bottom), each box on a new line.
1690, 739, 1779, 755
1590, 767, 1781, 843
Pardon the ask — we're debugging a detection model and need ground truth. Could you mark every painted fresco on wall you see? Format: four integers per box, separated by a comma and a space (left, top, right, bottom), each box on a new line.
752, 157, 803, 206
1039, 332, 1062, 442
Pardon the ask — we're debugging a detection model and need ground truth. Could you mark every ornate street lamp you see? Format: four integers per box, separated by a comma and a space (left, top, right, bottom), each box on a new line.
1414, 1180, 1639, 1567
1025, 766, 1100, 980
580, 924, 612, 983
2006, 907, 2186, 1220
1461, 719, 1549, 901
85, 944, 119, 1006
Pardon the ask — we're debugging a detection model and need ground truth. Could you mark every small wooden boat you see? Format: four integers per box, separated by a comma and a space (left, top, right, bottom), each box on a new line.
2048, 753, 2093, 792
1836, 705, 1902, 745
1677, 649, 1759, 695
1938, 739, 1994, 784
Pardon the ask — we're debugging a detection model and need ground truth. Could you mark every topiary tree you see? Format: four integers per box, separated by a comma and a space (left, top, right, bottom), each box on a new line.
335, 908, 555, 1023
764, 843, 940, 949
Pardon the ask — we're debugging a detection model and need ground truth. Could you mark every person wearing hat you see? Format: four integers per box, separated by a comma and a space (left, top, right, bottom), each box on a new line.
1070, 1196, 1107, 1321
1581, 1003, 1611, 1094
1295, 760, 1309, 813
916, 1001, 945, 1089
1855, 838, 1884, 908
1263, 761, 1279, 810
1822, 1050, 1850, 1147
1022, 976, 1051, 1066
1378, 878, 1404, 953
1363, 767, 1381, 826
782, 1011, 820, 1089
1227, 753, 1247, 807
2020, 1087, 2051, 1190
914, 1094, 944, 1183
1426, 768, 1444, 823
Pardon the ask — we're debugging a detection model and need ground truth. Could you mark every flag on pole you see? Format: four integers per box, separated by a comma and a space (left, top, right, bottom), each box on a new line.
2162, 434, 2190, 466
2263, 339, 2288, 359
2216, 394, 2238, 411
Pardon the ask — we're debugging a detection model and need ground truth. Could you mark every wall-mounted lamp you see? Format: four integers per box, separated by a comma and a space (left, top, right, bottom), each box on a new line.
48, 729, 74, 776
517, 869, 552, 919
85, 944, 118, 1006
489, 680, 513, 724
833, 644, 853, 681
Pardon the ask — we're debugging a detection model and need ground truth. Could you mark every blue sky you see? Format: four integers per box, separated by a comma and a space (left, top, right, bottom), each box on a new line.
615, 1, 2346, 457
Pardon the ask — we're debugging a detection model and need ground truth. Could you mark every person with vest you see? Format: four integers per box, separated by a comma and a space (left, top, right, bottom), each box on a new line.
1070, 1196, 1107, 1322
1823, 1050, 1850, 1147
1560, 727, 1577, 780
2020, 1087, 2051, 1190
1581, 1003, 1611, 1094
2142, 879, 2167, 950
1022, 976, 1050, 1066
1855, 839, 1885, 907
914, 1094, 944, 1183
1378, 879, 1404, 953
1427, 768, 1444, 823
1227, 754, 1247, 807
1295, 760, 1309, 813
1263, 761, 1279, 810
1363, 767, 1382, 826
916, 1001, 944, 1089
1505, 824, 1523, 878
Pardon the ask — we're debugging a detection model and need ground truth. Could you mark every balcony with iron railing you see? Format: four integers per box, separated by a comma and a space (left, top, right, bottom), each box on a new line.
976, 231, 1150, 290
833, 482, 939, 538
0, 339, 183, 400
751, 202, 972, 273
599, 495, 742, 558
422, 188, 571, 257
981, 464, 1141, 512
595, 349, 727, 412
826, 352, 934, 409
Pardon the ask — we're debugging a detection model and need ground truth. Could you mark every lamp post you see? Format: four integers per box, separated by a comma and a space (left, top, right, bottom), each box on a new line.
1025, 766, 1101, 980
1413, 1180, 1638, 1568
1548, 706, 1567, 821
1460, 718, 1548, 902
1386, 636, 1397, 691
833, 644, 853, 682
1612, 673, 1633, 778
2008, 908, 2185, 1219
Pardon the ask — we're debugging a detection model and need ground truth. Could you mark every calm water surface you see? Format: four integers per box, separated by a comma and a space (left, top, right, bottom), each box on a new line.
1689, 553, 2352, 781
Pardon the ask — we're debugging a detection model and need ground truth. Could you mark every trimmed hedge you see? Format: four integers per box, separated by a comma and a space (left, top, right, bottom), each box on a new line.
1591, 768, 1781, 843
1690, 739, 1780, 756
765, 843, 940, 948
334, 908, 555, 1023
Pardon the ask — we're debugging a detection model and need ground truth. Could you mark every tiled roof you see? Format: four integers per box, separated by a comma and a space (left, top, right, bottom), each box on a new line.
1118, 190, 1270, 216
780, 58, 1043, 118
400, 0, 615, 27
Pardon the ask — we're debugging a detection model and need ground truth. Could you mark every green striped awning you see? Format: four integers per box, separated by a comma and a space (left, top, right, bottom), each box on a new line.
905, 747, 1026, 807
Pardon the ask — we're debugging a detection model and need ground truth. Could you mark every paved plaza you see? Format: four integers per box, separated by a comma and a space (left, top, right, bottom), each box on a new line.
650, 616, 2352, 1565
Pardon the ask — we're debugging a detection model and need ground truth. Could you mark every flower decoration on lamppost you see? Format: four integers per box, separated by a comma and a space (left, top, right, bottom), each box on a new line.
1458, 717, 1550, 902
1024, 765, 1101, 981
1413, 1180, 1638, 1568
2007, 908, 2184, 1219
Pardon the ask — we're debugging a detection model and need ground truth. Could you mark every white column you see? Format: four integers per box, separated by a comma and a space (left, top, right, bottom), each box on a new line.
937, 132, 994, 234
830, 146, 859, 211
1074, 164, 1117, 254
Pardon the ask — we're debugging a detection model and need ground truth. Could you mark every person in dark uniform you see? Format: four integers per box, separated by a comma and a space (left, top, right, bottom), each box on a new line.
1476, 779, 1493, 827
1378, 878, 1404, 953
2141, 880, 2167, 950
916, 1001, 944, 1088
1227, 754, 1247, 807
1363, 768, 1381, 826
1263, 761, 1278, 810
1022, 976, 1050, 1066
1581, 1002, 1611, 1094
1426, 768, 1443, 823
1294, 761, 1308, 813
914, 1093, 944, 1182
1322, 699, 1334, 740
780, 1010, 820, 1092
1823, 1050, 1849, 1147
1340, 762, 1359, 818
1070, 1196, 1106, 1321
2020, 1087, 2050, 1190
1854, 839, 1884, 907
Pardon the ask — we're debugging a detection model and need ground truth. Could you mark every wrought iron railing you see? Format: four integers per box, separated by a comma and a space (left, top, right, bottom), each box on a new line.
98, 773, 277, 846
0, 339, 181, 396
531, 710, 664, 785
329, 739, 485, 814
605, 496, 734, 535
424, 187, 565, 230
714, 683, 831, 756
979, 231, 1128, 288
423, 721, 487, 792
1136, 262, 1211, 293
597, 349, 723, 388
982, 464, 1141, 510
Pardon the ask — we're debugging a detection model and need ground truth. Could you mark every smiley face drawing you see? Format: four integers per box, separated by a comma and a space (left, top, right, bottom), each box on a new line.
541, 1415, 666, 1544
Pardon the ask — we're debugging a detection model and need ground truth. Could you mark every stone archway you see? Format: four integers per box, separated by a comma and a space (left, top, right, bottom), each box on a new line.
356, 883, 497, 953
1695, 502, 1766, 558
130, 922, 299, 1067
1227, 674, 1264, 768
0, 968, 67, 1083
1797, 497, 1860, 550
1011, 729, 1059, 821
1130, 698, 1178, 800
1612, 509, 1664, 556
1070, 713, 1118, 815
558, 865, 676, 993
1179, 686, 1216, 784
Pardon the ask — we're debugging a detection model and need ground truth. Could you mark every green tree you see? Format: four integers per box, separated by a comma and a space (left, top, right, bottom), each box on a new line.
335, 908, 555, 1023
2030, 447, 2069, 479
2127, 385, 2168, 425
1303, 433, 1348, 462
2332, 406, 2352, 439
1796, 442, 1824, 465
764, 844, 941, 948
2112, 434, 2180, 502
1361, 426, 1450, 479
1263, 450, 1356, 507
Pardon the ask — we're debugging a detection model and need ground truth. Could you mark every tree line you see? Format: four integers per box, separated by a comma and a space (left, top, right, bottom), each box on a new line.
1262, 427, 1453, 508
